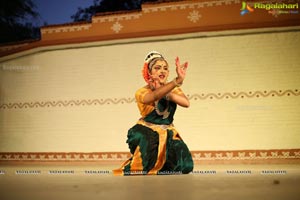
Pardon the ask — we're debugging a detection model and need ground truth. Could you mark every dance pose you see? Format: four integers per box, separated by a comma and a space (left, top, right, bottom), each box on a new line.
113, 51, 193, 175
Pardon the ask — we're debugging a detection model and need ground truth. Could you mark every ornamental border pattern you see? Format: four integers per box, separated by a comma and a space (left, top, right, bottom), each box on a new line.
0, 149, 299, 162
41, 0, 241, 35
142, 0, 240, 13
0, 43, 29, 52
41, 24, 92, 34
0, 89, 299, 110
92, 13, 142, 23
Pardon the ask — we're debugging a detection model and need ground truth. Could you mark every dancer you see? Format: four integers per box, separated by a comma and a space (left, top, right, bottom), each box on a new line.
113, 51, 193, 175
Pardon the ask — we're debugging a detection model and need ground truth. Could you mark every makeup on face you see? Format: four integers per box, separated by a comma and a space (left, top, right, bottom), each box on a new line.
150, 60, 169, 84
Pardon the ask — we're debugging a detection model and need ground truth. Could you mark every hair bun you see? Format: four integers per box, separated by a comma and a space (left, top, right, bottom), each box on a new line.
144, 51, 164, 64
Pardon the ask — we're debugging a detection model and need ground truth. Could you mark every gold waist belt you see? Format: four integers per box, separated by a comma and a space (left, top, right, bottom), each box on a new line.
138, 119, 174, 130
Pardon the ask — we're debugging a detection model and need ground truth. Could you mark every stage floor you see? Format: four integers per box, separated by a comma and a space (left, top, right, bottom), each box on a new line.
0, 164, 299, 200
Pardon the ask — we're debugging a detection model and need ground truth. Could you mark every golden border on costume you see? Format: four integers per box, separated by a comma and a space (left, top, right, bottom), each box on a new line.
0, 89, 299, 110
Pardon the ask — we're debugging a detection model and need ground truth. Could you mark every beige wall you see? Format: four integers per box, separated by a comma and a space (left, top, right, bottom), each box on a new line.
0, 27, 299, 152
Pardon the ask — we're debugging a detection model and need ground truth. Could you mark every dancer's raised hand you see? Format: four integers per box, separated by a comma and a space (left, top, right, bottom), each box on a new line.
175, 56, 188, 84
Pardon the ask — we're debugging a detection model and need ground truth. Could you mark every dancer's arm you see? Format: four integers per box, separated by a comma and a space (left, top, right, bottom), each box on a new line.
142, 57, 188, 105
167, 90, 190, 108
142, 78, 182, 104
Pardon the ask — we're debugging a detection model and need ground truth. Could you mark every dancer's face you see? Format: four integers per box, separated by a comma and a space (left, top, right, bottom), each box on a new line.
150, 60, 169, 84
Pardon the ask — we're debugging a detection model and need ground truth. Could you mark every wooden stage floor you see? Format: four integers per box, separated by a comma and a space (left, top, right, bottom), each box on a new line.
0, 164, 299, 200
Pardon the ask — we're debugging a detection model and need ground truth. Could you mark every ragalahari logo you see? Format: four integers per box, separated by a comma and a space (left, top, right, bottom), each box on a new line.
240, 2, 299, 16
240, 1, 254, 15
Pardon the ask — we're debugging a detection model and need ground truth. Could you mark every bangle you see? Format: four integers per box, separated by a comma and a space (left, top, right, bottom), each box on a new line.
173, 78, 182, 87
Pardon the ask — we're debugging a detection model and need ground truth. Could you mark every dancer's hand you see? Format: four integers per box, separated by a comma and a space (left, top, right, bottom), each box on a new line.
175, 56, 188, 84
149, 74, 162, 89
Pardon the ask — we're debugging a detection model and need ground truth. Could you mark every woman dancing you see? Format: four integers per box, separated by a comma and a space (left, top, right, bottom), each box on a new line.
113, 51, 193, 175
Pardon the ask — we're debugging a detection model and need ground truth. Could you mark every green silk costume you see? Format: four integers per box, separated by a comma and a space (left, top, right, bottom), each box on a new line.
113, 87, 193, 175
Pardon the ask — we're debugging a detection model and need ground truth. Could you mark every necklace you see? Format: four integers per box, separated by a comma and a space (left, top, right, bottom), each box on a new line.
149, 84, 170, 119
154, 99, 170, 119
